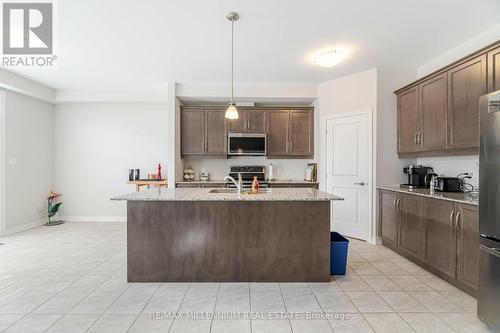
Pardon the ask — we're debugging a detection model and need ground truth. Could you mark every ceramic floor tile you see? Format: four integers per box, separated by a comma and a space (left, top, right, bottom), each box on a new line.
4, 314, 62, 333
289, 319, 334, 333
168, 318, 212, 333
312, 290, 358, 313
349, 262, 382, 275
251, 319, 292, 333
0, 314, 23, 332
250, 290, 286, 313
345, 292, 393, 313
328, 313, 374, 333
335, 275, 372, 292
127, 314, 173, 333
363, 313, 415, 333
409, 291, 463, 313
376, 291, 428, 312
281, 286, 322, 313
211, 319, 251, 333
360, 275, 402, 291
387, 275, 433, 291
141, 283, 189, 314
439, 313, 493, 333
45, 314, 98, 333
215, 285, 250, 313
105, 284, 158, 314
399, 313, 455, 333
86, 314, 137, 333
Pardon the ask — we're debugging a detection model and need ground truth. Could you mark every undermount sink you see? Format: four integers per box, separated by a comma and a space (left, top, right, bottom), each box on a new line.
209, 189, 273, 194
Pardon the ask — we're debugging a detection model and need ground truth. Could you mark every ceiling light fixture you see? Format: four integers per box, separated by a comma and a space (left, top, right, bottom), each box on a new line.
314, 50, 344, 67
225, 11, 239, 119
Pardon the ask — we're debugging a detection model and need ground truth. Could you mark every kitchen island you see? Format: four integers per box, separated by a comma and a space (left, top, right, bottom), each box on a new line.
112, 188, 342, 282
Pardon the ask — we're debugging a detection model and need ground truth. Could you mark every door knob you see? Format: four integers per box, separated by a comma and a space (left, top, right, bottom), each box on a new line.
354, 182, 366, 186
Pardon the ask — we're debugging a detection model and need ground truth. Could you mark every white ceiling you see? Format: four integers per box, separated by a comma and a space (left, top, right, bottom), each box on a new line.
4, 0, 500, 90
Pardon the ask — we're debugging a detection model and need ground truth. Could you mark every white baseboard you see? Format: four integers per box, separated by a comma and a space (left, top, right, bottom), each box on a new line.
61, 216, 127, 222
4, 218, 46, 235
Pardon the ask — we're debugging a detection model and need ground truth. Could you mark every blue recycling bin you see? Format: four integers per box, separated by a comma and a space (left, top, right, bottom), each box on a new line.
330, 232, 349, 275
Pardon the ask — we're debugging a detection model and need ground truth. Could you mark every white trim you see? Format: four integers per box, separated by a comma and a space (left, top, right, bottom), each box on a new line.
61, 216, 126, 222
3, 219, 45, 236
0, 68, 54, 103
0, 91, 5, 236
321, 109, 375, 243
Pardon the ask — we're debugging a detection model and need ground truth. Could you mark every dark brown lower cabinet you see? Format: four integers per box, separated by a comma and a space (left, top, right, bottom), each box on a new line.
423, 198, 457, 280
378, 189, 479, 296
399, 194, 424, 260
456, 203, 479, 290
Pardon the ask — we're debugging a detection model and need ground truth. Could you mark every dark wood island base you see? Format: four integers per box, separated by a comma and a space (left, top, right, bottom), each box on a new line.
127, 200, 331, 282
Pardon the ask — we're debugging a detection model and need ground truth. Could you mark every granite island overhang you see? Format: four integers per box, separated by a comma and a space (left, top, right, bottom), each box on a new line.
112, 188, 343, 282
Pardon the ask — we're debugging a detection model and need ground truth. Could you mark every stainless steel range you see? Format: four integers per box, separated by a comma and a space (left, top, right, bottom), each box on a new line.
227, 166, 268, 188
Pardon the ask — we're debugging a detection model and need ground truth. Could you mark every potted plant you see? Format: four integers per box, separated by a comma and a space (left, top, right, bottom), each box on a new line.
46, 191, 64, 226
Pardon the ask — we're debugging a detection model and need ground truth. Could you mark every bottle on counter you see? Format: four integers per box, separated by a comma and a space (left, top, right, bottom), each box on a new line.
268, 163, 275, 180
252, 176, 260, 194
157, 163, 162, 180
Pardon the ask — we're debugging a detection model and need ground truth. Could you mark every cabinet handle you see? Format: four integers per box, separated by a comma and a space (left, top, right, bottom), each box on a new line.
455, 211, 462, 233
397, 198, 401, 213
414, 132, 418, 144
393, 198, 397, 212
450, 210, 455, 230
419, 131, 423, 146
289, 141, 293, 151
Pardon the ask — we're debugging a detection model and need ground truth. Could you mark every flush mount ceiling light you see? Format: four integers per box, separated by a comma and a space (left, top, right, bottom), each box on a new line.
314, 50, 344, 67
225, 11, 239, 119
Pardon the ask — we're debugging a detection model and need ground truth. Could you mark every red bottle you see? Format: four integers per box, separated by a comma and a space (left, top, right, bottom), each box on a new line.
157, 163, 162, 180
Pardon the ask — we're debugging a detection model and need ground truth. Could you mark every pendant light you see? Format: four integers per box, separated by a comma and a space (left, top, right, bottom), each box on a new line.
225, 12, 239, 119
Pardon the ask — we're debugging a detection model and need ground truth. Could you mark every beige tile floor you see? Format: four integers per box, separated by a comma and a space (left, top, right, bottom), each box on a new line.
0, 222, 493, 332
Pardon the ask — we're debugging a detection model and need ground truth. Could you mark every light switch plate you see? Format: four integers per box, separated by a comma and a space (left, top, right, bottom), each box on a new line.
8, 157, 16, 165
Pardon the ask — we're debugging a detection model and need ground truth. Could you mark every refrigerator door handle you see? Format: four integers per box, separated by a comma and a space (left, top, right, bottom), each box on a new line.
480, 244, 500, 259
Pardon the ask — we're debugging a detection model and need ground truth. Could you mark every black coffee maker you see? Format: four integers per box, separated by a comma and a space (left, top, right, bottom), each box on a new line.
401, 165, 434, 189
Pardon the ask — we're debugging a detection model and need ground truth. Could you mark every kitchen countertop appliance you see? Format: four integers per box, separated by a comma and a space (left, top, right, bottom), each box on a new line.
228, 133, 266, 156
478, 90, 500, 332
400, 165, 434, 189
433, 176, 462, 192
227, 166, 268, 188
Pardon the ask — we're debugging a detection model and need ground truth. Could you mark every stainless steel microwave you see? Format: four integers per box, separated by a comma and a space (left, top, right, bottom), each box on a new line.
227, 133, 267, 156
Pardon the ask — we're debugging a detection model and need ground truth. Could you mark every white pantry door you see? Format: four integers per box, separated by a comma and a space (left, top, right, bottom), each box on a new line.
325, 113, 370, 240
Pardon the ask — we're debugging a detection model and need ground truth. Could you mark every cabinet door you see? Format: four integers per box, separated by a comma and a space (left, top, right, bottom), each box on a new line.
267, 111, 290, 156
227, 110, 246, 132
488, 46, 500, 93
399, 194, 424, 259
447, 54, 487, 148
419, 74, 447, 152
423, 198, 457, 279
456, 204, 479, 290
379, 190, 399, 248
181, 109, 205, 156
247, 110, 266, 132
289, 110, 314, 156
205, 110, 227, 155
397, 87, 420, 153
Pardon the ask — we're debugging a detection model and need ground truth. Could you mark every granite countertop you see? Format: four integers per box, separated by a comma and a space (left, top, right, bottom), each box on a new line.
112, 188, 342, 202
378, 185, 479, 206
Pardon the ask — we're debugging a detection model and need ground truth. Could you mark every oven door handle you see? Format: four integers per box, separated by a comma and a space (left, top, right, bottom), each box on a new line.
480, 244, 500, 259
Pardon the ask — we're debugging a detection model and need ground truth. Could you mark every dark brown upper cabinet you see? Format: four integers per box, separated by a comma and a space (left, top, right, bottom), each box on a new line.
181, 108, 227, 157
267, 110, 290, 156
397, 87, 420, 154
205, 110, 227, 155
447, 54, 486, 149
419, 73, 447, 152
395, 42, 498, 157
228, 110, 266, 133
488, 45, 500, 93
266, 109, 314, 158
181, 108, 205, 156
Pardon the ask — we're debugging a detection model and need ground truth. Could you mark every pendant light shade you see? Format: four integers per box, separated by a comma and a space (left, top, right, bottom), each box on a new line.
225, 104, 239, 119
225, 11, 239, 119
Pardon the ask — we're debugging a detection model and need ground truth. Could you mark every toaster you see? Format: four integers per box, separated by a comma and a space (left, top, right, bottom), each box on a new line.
434, 177, 462, 192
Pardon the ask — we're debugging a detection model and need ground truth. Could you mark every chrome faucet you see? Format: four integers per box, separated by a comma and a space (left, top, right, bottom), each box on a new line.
224, 173, 243, 193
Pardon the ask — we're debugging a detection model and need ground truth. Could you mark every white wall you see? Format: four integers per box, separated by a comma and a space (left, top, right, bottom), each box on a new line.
377, 67, 417, 186
54, 102, 168, 221
3, 90, 54, 235
317, 68, 378, 190
416, 156, 479, 188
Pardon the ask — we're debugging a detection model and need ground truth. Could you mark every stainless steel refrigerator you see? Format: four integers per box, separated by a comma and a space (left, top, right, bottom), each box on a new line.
478, 90, 500, 331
